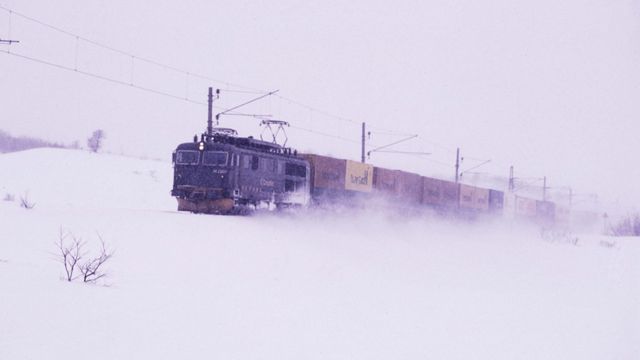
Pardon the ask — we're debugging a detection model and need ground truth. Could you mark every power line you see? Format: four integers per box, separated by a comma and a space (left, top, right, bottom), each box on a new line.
276, 94, 360, 125
371, 150, 432, 156
368, 129, 415, 137
0, 4, 264, 94
289, 125, 363, 145
2, 49, 220, 108
416, 137, 456, 154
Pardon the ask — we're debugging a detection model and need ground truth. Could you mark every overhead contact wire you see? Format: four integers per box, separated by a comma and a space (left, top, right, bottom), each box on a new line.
1, 50, 226, 108
0, 4, 263, 93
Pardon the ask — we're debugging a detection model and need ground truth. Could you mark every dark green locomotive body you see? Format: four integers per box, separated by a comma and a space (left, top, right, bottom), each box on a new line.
171, 134, 310, 214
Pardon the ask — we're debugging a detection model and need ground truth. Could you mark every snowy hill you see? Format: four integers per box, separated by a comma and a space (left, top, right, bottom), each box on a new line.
0, 148, 174, 211
0, 148, 638, 359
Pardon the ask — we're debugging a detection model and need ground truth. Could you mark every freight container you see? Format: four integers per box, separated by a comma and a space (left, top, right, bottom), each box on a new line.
422, 177, 459, 210
515, 196, 537, 217
422, 176, 443, 206
458, 184, 489, 212
489, 189, 504, 214
302, 154, 345, 191
345, 160, 373, 193
373, 167, 397, 195
395, 170, 423, 204
441, 180, 460, 210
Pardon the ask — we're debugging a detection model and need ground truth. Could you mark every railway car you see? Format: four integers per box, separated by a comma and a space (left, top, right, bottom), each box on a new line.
515, 195, 537, 220
171, 130, 310, 214
488, 189, 505, 214
458, 184, 490, 218
422, 177, 459, 213
395, 170, 423, 205
373, 167, 397, 196
370, 167, 426, 212
303, 154, 373, 205
373, 167, 423, 204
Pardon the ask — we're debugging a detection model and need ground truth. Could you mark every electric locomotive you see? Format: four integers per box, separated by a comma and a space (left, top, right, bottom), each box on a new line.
171, 128, 310, 214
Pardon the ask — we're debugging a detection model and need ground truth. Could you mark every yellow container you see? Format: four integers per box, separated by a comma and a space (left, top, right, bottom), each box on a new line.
345, 160, 373, 193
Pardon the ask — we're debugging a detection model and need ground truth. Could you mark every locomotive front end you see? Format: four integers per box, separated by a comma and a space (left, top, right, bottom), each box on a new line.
171, 141, 237, 213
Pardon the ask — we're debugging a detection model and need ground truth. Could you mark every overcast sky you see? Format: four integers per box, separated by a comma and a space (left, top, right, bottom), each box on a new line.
1, 0, 639, 207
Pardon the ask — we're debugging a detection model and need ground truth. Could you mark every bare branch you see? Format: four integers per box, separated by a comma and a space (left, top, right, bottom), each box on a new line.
56, 228, 85, 282
79, 234, 114, 284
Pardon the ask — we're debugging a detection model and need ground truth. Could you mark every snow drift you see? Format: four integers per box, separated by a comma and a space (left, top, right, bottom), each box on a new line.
0, 148, 638, 359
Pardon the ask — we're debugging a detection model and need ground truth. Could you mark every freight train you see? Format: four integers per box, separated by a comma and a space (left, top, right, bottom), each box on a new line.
171, 128, 566, 226
171, 89, 566, 225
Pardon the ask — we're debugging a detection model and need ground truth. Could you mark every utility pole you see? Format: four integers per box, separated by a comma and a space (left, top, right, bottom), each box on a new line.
207, 87, 214, 137
508, 166, 514, 192
543, 176, 547, 201
361, 122, 366, 163
455, 148, 460, 183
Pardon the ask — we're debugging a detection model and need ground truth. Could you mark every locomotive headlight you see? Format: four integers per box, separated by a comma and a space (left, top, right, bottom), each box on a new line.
198, 142, 205, 151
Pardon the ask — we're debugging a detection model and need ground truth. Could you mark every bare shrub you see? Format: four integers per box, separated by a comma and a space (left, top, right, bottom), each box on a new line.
56, 229, 84, 282
20, 192, 35, 209
56, 229, 114, 284
78, 235, 113, 283
609, 213, 640, 236
3, 193, 14, 202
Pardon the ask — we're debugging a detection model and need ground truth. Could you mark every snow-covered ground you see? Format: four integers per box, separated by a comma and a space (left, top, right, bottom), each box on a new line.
0, 148, 638, 359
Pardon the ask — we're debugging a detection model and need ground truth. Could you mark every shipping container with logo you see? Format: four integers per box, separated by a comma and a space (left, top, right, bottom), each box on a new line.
458, 184, 489, 212
345, 160, 373, 193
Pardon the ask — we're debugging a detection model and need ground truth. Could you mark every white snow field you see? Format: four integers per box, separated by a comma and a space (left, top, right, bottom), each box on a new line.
0, 148, 638, 359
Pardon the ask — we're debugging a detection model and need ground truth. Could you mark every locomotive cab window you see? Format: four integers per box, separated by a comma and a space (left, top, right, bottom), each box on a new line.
203, 151, 228, 166
176, 150, 199, 165
285, 163, 307, 178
